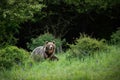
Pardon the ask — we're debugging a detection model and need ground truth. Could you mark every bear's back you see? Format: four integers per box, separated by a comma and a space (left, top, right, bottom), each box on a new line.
31, 46, 45, 61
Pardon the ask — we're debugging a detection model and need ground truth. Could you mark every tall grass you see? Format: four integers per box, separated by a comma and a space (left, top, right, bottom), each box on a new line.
0, 46, 120, 80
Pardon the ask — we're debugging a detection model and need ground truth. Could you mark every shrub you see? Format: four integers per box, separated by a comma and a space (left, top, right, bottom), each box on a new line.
27, 33, 65, 53
0, 46, 29, 70
111, 28, 120, 45
68, 34, 109, 59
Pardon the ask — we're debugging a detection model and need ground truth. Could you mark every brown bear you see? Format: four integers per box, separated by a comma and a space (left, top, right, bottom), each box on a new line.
31, 41, 59, 61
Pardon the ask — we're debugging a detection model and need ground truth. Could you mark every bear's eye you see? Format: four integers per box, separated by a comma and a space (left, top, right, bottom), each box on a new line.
46, 45, 54, 50
46, 46, 49, 50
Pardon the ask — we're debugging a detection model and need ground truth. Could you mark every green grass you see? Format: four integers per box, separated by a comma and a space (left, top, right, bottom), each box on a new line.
0, 46, 120, 80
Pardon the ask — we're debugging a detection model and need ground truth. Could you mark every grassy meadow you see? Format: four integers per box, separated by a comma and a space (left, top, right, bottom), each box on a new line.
0, 46, 120, 80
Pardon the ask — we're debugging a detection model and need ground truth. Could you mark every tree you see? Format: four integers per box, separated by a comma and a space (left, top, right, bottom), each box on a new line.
35, 0, 120, 38
0, 0, 44, 47
17, 0, 120, 48
2, 0, 119, 49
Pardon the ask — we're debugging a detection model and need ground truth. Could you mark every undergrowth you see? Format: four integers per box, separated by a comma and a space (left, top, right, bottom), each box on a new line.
0, 46, 120, 80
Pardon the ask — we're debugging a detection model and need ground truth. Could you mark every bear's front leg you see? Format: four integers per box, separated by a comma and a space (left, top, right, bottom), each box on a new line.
49, 55, 59, 61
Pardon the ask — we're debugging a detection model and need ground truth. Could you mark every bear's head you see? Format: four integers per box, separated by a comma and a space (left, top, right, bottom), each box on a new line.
44, 41, 56, 56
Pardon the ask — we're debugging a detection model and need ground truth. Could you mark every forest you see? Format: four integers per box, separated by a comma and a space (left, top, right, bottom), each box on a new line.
0, 0, 120, 80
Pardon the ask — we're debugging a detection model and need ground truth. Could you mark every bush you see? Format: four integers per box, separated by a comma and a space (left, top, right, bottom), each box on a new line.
27, 33, 65, 53
0, 46, 29, 70
111, 28, 120, 45
68, 34, 109, 59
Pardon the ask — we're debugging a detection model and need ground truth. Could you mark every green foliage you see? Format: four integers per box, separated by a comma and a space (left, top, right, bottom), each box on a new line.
0, 46, 29, 70
68, 34, 108, 59
27, 33, 65, 51
64, 0, 120, 13
111, 28, 120, 45
0, 0, 44, 47
0, 0, 120, 48
0, 46, 120, 80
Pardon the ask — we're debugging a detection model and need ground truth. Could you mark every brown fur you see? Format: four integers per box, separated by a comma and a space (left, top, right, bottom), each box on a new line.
31, 41, 59, 61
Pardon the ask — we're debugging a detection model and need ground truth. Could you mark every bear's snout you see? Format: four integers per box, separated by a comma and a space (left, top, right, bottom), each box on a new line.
49, 45, 53, 50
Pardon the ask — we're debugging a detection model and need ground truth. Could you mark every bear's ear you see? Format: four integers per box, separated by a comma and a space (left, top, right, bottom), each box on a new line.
52, 41, 55, 44
45, 41, 48, 44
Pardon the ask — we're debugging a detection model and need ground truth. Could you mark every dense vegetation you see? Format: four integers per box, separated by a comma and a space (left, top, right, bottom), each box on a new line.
27, 33, 65, 53
0, 0, 120, 48
68, 34, 109, 59
0, 0, 120, 80
0, 45, 120, 80
0, 46, 29, 70
0, 34, 120, 80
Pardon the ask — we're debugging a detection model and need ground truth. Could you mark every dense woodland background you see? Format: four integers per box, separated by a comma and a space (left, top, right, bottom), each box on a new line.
0, 0, 120, 49
0, 1, 120, 79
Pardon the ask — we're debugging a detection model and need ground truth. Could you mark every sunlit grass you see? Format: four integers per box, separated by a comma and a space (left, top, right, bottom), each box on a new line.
0, 46, 120, 80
